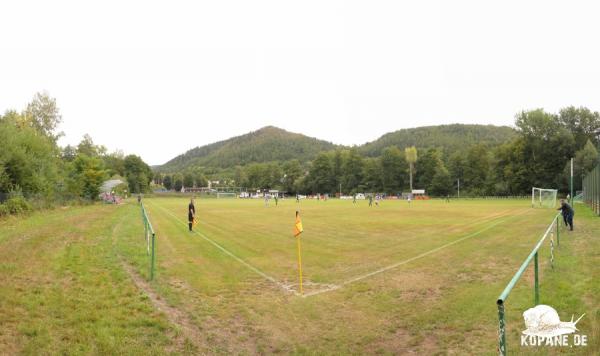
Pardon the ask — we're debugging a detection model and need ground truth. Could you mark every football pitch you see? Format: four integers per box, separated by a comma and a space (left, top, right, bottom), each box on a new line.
1, 197, 598, 354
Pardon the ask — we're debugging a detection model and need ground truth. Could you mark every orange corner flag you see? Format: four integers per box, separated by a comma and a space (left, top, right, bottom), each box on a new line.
294, 211, 303, 237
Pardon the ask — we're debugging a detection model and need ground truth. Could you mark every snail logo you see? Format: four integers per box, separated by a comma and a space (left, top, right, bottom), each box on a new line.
521, 305, 587, 347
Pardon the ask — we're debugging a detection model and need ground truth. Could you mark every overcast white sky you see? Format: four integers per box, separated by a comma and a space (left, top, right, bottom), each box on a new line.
1, 1, 599, 165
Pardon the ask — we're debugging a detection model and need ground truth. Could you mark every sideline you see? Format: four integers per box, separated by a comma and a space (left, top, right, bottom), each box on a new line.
148, 201, 301, 296
302, 208, 531, 297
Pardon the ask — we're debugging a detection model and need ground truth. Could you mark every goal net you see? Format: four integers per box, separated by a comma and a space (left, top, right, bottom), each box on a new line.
531, 187, 558, 208
217, 192, 236, 199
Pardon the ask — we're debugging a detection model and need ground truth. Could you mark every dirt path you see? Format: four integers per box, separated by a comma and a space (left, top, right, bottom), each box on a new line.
120, 262, 204, 353
110, 211, 204, 354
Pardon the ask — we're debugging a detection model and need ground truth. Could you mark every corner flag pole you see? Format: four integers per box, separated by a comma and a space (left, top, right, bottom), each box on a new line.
297, 237, 303, 295
294, 210, 304, 295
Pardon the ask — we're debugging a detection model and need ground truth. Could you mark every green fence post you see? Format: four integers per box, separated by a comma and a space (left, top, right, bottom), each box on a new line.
556, 216, 560, 246
143, 204, 148, 242
150, 232, 155, 281
497, 301, 506, 356
534, 252, 539, 305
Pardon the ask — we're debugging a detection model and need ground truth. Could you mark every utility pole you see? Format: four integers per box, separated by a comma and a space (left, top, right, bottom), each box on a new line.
570, 157, 574, 205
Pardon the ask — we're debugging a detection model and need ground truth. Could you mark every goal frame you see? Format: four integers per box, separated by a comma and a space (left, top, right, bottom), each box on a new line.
216, 192, 237, 199
531, 187, 558, 208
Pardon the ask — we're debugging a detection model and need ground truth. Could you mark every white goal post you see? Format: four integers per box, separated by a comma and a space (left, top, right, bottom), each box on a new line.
216, 192, 237, 199
531, 187, 558, 208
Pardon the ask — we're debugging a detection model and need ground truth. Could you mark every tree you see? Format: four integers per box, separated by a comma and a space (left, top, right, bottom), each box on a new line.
405, 146, 417, 191
0, 112, 60, 198
332, 150, 344, 192
233, 166, 247, 187
416, 148, 442, 190
558, 106, 600, 150
62, 145, 77, 162
380, 146, 407, 193
24, 92, 62, 140
103, 150, 125, 177
362, 157, 382, 193
123, 155, 152, 193
153, 172, 163, 185
282, 159, 303, 193
341, 149, 364, 192
77, 134, 100, 157
307, 153, 334, 193
515, 109, 576, 190
267, 163, 283, 189
562, 139, 599, 191
448, 151, 466, 187
494, 139, 530, 195
463, 144, 490, 194
163, 175, 173, 190
194, 172, 208, 187
183, 172, 194, 188
70, 154, 107, 200
430, 162, 452, 196
173, 173, 183, 192
245, 163, 269, 189
577, 140, 599, 174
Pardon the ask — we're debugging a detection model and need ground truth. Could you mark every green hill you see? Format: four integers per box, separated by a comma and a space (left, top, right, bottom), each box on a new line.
158, 126, 338, 171
359, 124, 517, 156
157, 124, 517, 172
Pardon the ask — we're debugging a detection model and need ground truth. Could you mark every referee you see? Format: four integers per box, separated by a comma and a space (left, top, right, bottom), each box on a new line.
188, 198, 196, 232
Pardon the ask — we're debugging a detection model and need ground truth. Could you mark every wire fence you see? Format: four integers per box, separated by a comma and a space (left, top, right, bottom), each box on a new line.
582, 164, 600, 216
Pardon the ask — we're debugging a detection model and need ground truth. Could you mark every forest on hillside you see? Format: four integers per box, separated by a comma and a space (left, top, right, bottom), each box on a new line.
358, 124, 516, 157
155, 107, 600, 196
159, 126, 339, 171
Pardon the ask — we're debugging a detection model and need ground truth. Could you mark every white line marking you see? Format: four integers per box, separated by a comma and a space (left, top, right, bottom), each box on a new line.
302, 209, 530, 297
148, 200, 529, 298
148, 202, 300, 296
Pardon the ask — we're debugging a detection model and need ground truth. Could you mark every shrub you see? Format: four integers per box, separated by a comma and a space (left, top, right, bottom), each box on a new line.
4, 190, 31, 215
0, 204, 8, 217
6, 197, 31, 214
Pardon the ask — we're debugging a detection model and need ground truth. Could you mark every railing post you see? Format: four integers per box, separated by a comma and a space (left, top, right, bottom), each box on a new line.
556, 216, 560, 246
150, 232, 155, 281
497, 301, 506, 356
534, 252, 539, 305
143, 211, 148, 241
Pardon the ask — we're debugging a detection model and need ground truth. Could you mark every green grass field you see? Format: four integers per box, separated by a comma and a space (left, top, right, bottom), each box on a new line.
1, 197, 598, 355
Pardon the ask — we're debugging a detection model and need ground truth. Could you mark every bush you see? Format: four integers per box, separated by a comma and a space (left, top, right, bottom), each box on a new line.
0, 204, 8, 217
4, 194, 31, 215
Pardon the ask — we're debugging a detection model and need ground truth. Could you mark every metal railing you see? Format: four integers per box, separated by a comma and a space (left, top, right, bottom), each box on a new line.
496, 213, 561, 355
141, 201, 156, 281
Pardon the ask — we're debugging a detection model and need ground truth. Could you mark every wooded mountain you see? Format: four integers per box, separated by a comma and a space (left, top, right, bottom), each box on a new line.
158, 126, 338, 171
158, 124, 517, 172
359, 124, 517, 157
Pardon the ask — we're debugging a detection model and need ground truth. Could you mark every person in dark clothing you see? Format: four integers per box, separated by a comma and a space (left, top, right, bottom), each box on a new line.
188, 198, 196, 232
557, 199, 574, 231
